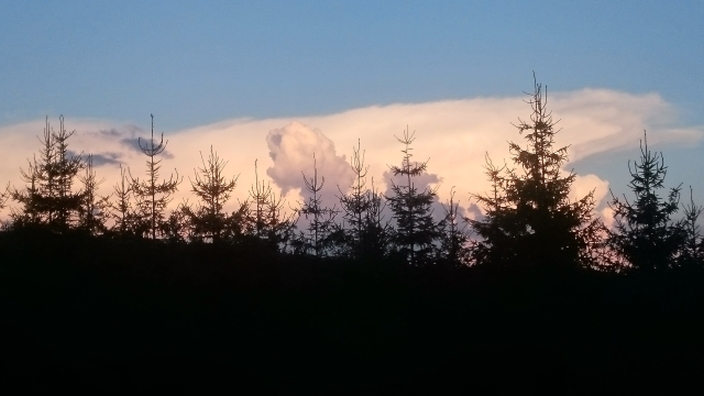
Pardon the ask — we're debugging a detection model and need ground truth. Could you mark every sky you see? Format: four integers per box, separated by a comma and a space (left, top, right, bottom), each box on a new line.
1, 1, 703, 225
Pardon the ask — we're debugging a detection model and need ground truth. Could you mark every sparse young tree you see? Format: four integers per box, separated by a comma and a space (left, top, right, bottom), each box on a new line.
608, 131, 685, 272
107, 164, 139, 237
296, 153, 338, 257
436, 187, 472, 268
129, 115, 181, 239
676, 187, 704, 269
337, 139, 373, 259
246, 160, 295, 252
470, 77, 602, 269
76, 154, 109, 235
386, 127, 438, 266
0, 182, 8, 210
358, 178, 391, 261
11, 116, 84, 232
187, 146, 238, 243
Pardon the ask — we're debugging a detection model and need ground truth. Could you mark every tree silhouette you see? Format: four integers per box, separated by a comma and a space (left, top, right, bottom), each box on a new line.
0, 183, 8, 210
76, 154, 109, 236
386, 127, 438, 266
11, 116, 84, 232
436, 187, 472, 267
607, 131, 685, 272
677, 187, 704, 268
129, 114, 181, 239
470, 76, 602, 269
187, 146, 238, 243
296, 153, 338, 257
337, 139, 373, 259
358, 178, 391, 261
163, 200, 192, 243
246, 159, 295, 252
107, 164, 139, 237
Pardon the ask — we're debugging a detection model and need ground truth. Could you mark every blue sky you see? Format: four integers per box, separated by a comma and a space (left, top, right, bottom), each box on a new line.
1, 1, 703, 222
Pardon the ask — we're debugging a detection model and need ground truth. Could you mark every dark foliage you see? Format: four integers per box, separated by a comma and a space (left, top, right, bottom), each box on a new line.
2, 232, 703, 391
608, 131, 686, 272
386, 127, 439, 266
470, 76, 603, 270
10, 116, 84, 232
2, 78, 704, 389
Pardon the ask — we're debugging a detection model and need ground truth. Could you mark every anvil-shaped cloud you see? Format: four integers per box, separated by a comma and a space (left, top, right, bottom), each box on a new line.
0, 88, 701, 225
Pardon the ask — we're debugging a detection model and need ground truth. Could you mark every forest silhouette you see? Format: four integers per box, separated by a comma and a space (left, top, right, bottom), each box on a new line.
2, 78, 704, 391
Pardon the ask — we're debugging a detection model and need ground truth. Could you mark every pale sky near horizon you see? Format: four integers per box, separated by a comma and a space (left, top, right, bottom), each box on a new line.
1, 1, 703, 224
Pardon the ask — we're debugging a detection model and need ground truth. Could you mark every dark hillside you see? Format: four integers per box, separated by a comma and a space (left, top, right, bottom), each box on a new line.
2, 232, 704, 391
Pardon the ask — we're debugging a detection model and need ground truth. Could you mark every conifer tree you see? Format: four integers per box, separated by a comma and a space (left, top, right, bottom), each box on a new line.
676, 187, 703, 268
129, 115, 181, 239
337, 140, 370, 259
187, 146, 238, 243
296, 153, 338, 257
246, 160, 295, 252
470, 77, 602, 269
11, 116, 84, 232
436, 187, 472, 267
108, 164, 138, 237
0, 183, 8, 210
386, 127, 438, 266
163, 200, 192, 243
358, 178, 391, 261
77, 154, 109, 235
607, 131, 685, 272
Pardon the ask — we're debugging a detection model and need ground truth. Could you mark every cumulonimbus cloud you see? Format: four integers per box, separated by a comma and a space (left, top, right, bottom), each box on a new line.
0, 88, 700, 222
265, 121, 355, 207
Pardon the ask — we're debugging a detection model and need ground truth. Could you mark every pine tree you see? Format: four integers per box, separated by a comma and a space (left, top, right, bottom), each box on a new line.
187, 146, 238, 243
470, 77, 602, 269
129, 114, 181, 239
607, 131, 685, 272
386, 127, 438, 266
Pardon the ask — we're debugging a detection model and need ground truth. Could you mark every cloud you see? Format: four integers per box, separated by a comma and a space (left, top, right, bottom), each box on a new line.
87, 152, 123, 167
0, 88, 701, 223
265, 121, 355, 206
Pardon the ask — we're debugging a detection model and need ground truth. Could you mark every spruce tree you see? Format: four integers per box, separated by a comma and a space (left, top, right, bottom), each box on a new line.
187, 146, 238, 243
607, 131, 685, 272
129, 115, 181, 239
11, 116, 84, 232
470, 77, 602, 269
296, 153, 338, 257
359, 178, 391, 261
76, 154, 109, 236
677, 187, 703, 269
386, 127, 438, 266
436, 187, 472, 268
0, 183, 8, 211
246, 160, 295, 252
336, 141, 391, 261
107, 164, 138, 237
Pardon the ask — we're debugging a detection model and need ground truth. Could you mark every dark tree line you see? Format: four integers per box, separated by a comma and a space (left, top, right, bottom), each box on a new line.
2, 78, 703, 273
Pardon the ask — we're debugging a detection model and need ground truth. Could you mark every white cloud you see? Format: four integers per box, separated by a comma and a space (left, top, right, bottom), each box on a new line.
265, 121, 355, 207
0, 89, 700, 223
